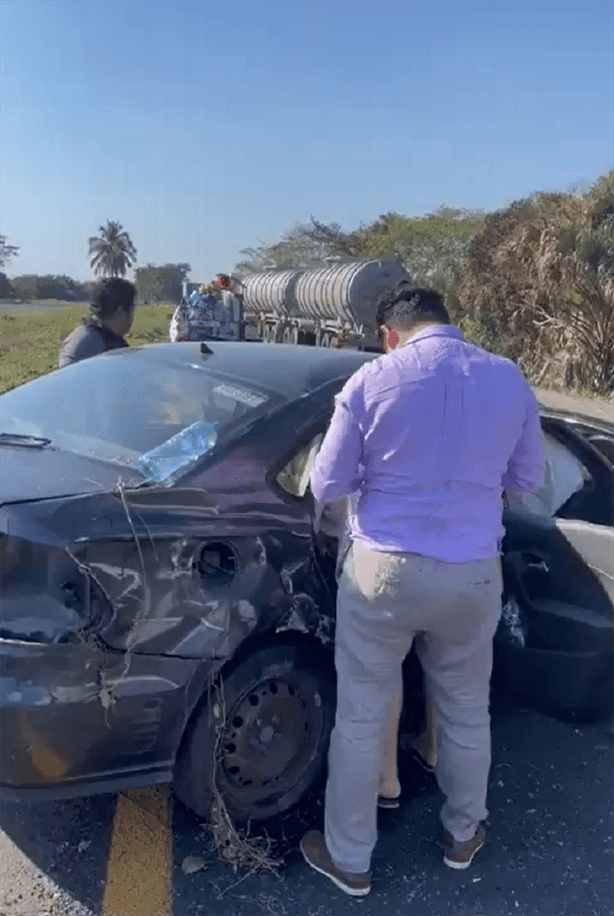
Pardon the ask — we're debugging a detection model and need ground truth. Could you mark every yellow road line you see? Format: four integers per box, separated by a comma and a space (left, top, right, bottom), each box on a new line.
101, 785, 172, 916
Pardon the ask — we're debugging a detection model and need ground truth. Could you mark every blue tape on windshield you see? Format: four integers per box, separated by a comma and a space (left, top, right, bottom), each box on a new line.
136, 421, 218, 485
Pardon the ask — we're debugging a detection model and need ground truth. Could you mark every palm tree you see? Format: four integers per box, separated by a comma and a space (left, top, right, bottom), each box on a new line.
88, 221, 137, 278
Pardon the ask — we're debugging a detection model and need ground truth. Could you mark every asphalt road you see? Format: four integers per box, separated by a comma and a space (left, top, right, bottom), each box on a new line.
0, 300, 90, 312
1, 688, 612, 916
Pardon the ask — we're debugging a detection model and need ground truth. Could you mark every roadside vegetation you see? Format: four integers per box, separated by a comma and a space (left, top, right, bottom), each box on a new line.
452, 172, 614, 396
235, 172, 614, 397
1, 171, 612, 396
0, 303, 172, 393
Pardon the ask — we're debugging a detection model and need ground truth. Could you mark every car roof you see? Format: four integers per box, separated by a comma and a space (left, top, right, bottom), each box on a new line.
109, 346, 614, 428
539, 407, 614, 434
122, 342, 378, 398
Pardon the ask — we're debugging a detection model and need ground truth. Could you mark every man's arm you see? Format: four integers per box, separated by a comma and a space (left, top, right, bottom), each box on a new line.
502, 387, 545, 494
310, 396, 363, 505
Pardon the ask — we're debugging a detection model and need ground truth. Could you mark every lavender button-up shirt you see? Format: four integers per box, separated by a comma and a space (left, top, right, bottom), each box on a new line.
310, 325, 545, 562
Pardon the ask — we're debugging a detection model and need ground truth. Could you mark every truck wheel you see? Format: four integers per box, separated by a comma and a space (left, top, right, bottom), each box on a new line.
174, 642, 335, 822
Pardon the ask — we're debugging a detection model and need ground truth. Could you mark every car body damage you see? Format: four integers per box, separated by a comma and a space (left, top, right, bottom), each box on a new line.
0, 344, 354, 803
0, 491, 332, 798
0, 637, 203, 793
0, 342, 612, 815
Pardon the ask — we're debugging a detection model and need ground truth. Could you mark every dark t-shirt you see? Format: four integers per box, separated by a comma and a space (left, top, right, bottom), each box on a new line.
57, 320, 128, 368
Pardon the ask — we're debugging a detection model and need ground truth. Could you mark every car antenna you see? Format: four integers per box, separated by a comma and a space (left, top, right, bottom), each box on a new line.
200, 342, 213, 355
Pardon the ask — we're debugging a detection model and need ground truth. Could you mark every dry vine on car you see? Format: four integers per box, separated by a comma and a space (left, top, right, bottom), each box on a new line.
204, 677, 284, 875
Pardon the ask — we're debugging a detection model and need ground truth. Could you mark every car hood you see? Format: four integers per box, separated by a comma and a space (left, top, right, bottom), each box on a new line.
0, 445, 143, 506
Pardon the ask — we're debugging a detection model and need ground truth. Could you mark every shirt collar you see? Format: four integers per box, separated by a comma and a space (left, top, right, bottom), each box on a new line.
401, 325, 464, 347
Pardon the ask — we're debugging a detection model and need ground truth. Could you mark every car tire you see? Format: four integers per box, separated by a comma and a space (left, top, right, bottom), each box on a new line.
174, 641, 335, 822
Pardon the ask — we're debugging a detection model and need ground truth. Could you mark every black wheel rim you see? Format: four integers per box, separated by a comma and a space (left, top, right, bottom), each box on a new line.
215, 671, 325, 813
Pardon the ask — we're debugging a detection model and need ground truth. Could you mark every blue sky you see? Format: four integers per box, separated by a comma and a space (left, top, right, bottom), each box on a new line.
1, 0, 612, 282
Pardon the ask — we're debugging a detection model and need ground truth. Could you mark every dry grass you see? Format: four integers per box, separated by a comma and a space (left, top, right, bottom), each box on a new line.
207, 794, 282, 876
205, 680, 284, 876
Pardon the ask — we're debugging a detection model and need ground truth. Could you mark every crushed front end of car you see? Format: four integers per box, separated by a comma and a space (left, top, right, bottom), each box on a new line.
0, 499, 217, 800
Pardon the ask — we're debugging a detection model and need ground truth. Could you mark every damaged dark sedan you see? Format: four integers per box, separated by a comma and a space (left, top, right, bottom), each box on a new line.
1, 342, 613, 822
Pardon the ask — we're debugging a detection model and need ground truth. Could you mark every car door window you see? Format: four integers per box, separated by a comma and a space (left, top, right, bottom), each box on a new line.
276, 433, 323, 497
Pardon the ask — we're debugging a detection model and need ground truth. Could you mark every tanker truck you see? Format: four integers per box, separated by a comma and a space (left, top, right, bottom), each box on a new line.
241, 258, 412, 350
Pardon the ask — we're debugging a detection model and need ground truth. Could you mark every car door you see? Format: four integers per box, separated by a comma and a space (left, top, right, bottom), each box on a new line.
496, 414, 614, 719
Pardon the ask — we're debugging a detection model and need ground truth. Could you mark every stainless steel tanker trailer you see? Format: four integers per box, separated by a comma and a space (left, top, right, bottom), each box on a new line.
240, 258, 412, 349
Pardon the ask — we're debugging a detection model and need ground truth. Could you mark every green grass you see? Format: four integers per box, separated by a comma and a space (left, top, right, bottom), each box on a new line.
0, 302, 173, 393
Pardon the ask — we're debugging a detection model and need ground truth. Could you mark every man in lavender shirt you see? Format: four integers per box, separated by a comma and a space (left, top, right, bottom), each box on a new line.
300, 283, 544, 896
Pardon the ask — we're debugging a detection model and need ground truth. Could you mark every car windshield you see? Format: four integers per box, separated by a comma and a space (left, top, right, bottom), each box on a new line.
0, 349, 277, 482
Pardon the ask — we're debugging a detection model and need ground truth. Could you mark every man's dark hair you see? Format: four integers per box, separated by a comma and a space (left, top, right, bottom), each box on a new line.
90, 278, 136, 319
375, 282, 450, 329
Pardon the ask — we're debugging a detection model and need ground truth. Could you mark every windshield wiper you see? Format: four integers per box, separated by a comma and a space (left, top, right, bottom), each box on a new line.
0, 433, 52, 448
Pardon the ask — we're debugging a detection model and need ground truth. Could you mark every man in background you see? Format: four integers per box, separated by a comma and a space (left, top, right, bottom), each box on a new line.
215, 272, 244, 340
301, 283, 544, 897
169, 297, 189, 342
58, 278, 136, 368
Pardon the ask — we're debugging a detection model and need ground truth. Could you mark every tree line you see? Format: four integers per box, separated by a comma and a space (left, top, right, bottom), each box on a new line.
2, 173, 612, 393
1, 222, 190, 306
232, 172, 614, 395
234, 207, 485, 296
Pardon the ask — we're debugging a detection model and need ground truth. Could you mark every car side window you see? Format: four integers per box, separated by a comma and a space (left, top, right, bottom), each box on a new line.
276, 433, 323, 498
